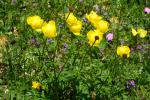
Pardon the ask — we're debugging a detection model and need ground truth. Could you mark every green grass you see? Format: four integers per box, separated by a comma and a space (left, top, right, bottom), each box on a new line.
0, 0, 150, 99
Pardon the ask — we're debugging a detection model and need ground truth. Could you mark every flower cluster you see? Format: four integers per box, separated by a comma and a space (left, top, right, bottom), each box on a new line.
116, 27, 147, 58
27, 15, 57, 38
65, 13, 82, 36
85, 11, 102, 27
27, 10, 148, 58
86, 11, 109, 33
85, 11, 109, 46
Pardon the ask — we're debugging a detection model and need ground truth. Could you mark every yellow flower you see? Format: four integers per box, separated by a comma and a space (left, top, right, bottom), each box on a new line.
137, 28, 147, 38
85, 11, 109, 33
42, 20, 57, 38
131, 28, 147, 38
96, 20, 109, 33
65, 13, 82, 36
85, 11, 102, 26
131, 28, 138, 36
87, 30, 103, 46
32, 81, 42, 90
27, 15, 44, 31
27, 16, 33, 25
69, 20, 82, 35
117, 45, 130, 58
66, 13, 78, 26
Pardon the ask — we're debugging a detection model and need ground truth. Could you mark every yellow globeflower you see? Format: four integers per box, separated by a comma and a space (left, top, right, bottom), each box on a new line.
131, 28, 138, 36
96, 20, 109, 33
87, 30, 103, 46
117, 45, 130, 58
27, 16, 33, 25
131, 28, 147, 38
85, 11, 102, 26
27, 15, 44, 31
32, 81, 42, 90
42, 20, 57, 38
137, 28, 147, 38
66, 13, 78, 26
69, 20, 82, 35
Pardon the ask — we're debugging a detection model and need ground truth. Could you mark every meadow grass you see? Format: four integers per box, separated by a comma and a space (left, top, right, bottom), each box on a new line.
0, 0, 150, 99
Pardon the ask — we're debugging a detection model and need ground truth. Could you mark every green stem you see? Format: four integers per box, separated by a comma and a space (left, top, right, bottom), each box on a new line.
79, 39, 96, 71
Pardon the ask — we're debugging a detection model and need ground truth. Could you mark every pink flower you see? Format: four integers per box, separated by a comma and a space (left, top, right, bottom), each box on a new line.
106, 33, 113, 41
144, 7, 150, 14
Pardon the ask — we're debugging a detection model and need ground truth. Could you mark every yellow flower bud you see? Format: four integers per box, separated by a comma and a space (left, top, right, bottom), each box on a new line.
42, 21, 57, 38
96, 20, 109, 33
69, 20, 82, 35
131, 28, 138, 36
27, 15, 44, 31
117, 45, 130, 58
85, 11, 102, 26
32, 81, 42, 90
137, 28, 147, 38
27, 16, 33, 25
66, 13, 78, 26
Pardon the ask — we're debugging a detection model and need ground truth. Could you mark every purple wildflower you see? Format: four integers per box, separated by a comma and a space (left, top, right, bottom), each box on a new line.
106, 33, 113, 41
31, 38, 36, 44
125, 80, 136, 90
126, 85, 129, 90
130, 80, 135, 87
144, 7, 150, 14
63, 43, 68, 48
136, 45, 142, 50
47, 38, 52, 43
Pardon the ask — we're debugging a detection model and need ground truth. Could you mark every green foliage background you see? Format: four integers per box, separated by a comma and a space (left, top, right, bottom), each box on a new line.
0, 0, 149, 99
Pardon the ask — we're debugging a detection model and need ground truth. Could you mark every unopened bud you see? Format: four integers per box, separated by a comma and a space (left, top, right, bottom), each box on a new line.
69, 6, 74, 12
